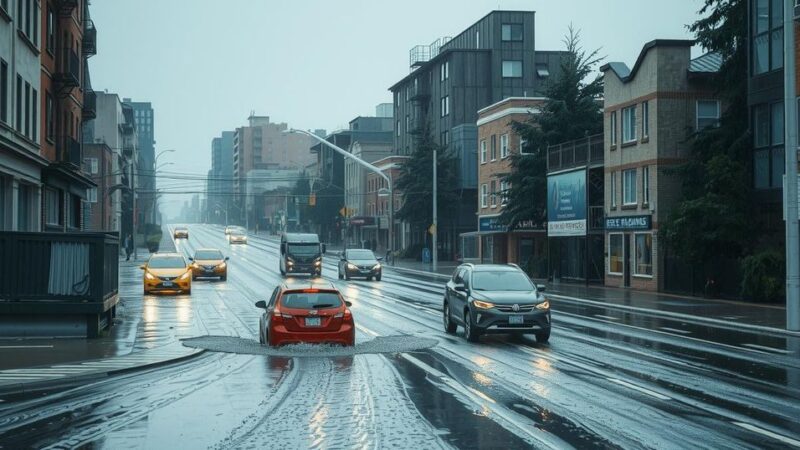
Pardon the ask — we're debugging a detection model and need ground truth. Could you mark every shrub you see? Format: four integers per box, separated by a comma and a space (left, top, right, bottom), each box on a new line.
740, 250, 784, 303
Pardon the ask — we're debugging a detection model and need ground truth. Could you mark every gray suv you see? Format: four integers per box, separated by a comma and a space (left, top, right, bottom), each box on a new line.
443, 264, 551, 343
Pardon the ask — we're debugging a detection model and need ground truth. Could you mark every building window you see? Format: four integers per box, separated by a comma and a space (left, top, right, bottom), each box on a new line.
396, 120, 400, 137
476, 30, 480, 47
608, 234, 623, 275
441, 130, 449, 146
501, 24, 523, 41
23, 81, 30, 138
87, 187, 97, 203
696, 100, 720, 130
500, 181, 509, 205
642, 165, 650, 205
490, 180, 497, 207
85, 157, 98, 174
753, 102, 784, 189
502, 60, 522, 78
622, 106, 636, 143
405, 115, 409, 133
610, 111, 617, 146
17, 184, 29, 230
440, 96, 449, 117
623, 169, 637, 205
642, 101, 649, 139
480, 139, 487, 163
610, 172, 617, 208
0, 60, 6, 124
46, 92, 54, 140
31, 88, 36, 142
440, 61, 449, 81
45, 188, 61, 226
519, 136, 529, 154
15, 75, 21, 132
490, 135, 497, 160
481, 184, 488, 208
634, 233, 653, 276
500, 134, 509, 158
752, 0, 783, 74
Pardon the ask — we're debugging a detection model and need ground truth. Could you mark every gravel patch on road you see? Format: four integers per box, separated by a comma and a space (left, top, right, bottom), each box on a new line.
181, 335, 438, 357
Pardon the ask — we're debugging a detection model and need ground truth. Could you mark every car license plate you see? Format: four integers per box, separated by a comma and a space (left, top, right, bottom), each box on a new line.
509, 315, 524, 325
162, 281, 173, 287
305, 317, 321, 327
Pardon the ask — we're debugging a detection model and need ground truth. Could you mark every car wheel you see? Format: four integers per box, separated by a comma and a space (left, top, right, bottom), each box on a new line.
464, 310, 480, 342
375, 274, 381, 282
535, 329, 550, 344
338, 269, 343, 280
443, 301, 457, 334
221, 275, 227, 281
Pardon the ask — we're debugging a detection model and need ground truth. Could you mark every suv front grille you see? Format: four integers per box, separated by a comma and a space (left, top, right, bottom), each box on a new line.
495, 304, 536, 313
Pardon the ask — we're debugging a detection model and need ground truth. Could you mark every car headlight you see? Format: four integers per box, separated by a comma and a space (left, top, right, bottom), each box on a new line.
314, 260, 322, 266
472, 300, 494, 309
144, 271, 156, 280
287, 261, 294, 266
372, 263, 381, 270
218, 262, 227, 269
536, 300, 550, 310
347, 263, 357, 270
179, 271, 192, 280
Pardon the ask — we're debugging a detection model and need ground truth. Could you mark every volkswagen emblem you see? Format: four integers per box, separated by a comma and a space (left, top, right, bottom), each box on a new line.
512, 304, 520, 312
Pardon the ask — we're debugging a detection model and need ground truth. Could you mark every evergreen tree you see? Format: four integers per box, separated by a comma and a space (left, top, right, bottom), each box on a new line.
660, 0, 753, 265
396, 123, 460, 230
500, 27, 603, 227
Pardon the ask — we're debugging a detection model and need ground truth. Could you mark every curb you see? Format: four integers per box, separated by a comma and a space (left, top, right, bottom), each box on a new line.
547, 293, 800, 337
0, 348, 206, 397
386, 265, 451, 280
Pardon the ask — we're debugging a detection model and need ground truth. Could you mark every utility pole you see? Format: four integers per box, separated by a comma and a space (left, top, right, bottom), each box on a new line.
432, 146, 438, 272
131, 158, 138, 260
784, 0, 799, 331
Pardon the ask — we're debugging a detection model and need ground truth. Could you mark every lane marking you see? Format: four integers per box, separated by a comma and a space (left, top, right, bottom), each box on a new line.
658, 327, 692, 335
0, 345, 55, 349
606, 377, 672, 401
740, 344, 793, 355
733, 421, 800, 448
357, 325, 379, 337
593, 314, 619, 321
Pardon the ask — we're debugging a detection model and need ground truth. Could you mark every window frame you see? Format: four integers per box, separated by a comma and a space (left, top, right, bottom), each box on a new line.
490, 135, 497, 161
634, 232, 654, 277
623, 169, 637, 205
501, 60, 523, 78
752, 0, 784, 74
610, 171, 617, 208
501, 23, 523, 42
608, 233, 624, 275
480, 184, 488, 208
622, 106, 636, 143
696, 100, 721, 130
480, 139, 487, 163
500, 180, 509, 206
45, 187, 61, 226
642, 165, 650, 205
440, 95, 449, 117
490, 180, 497, 208
641, 101, 649, 139
610, 111, 617, 146
500, 133, 509, 159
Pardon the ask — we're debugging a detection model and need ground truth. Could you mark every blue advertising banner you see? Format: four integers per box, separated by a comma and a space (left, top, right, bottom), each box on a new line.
605, 215, 651, 231
479, 216, 507, 232
547, 169, 586, 236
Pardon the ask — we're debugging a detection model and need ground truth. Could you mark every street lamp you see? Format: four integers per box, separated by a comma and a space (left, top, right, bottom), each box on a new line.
152, 150, 175, 225
286, 128, 395, 264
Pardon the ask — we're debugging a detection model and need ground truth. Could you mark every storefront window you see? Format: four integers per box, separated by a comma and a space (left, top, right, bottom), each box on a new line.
609, 234, 623, 274
635, 233, 653, 276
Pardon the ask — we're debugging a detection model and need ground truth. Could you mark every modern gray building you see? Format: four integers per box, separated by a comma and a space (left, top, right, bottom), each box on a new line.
209, 131, 234, 224
123, 99, 155, 224
389, 10, 567, 259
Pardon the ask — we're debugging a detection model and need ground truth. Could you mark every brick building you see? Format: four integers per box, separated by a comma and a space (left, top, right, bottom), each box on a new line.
601, 40, 720, 291
468, 97, 548, 276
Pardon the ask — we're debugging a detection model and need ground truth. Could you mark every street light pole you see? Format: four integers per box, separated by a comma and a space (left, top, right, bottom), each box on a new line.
153, 149, 175, 225
286, 129, 395, 264
432, 146, 438, 272
784, 0, 799, 332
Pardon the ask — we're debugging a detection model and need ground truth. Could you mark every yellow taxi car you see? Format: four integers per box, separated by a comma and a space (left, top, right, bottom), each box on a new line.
173, 226, 189, 239
141, 253, 192, 295
189, 248, 229, 280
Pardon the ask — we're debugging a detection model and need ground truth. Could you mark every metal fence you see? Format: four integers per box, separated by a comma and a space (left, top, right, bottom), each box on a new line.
663, 255, 742, 299
547, 133, 604, 173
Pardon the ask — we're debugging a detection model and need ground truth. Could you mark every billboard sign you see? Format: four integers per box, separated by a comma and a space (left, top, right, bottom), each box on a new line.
547, 169, 586, 236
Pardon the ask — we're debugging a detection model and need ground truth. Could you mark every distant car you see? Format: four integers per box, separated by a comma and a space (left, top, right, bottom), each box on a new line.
224, 225, 245, 236
338, 249, 382, 281
279, 233, 324, 277
443, 264, 550, 343
140, 253, 192, 295
173, 226, 189, 239
256, 280, 354, 347
189, 248, 229, 280
229, 230, 248, 244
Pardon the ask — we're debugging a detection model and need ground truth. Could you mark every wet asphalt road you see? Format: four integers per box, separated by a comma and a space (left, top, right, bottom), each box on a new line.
1, 224, 800, 449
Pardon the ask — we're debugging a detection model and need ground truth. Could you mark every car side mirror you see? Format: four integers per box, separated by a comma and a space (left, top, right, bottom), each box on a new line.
255, 300, 267, 309
454, 284, 466, 292
139, 264, 146, 270
376, 256, 383, 261
321, 243, 327, 254
224, 256, 230, 261
536, 284, 546, 292
345, 301, 352, 307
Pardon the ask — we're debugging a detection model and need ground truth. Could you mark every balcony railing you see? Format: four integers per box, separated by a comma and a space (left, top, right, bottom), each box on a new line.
55, 50, 80, 88
83, 90, 96, 119
57, 135, 81, 167
547, 133, 604, 173
83, 20, 97, 56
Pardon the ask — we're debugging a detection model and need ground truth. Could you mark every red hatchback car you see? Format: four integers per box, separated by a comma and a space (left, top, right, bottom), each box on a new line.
256, 280, 355, 347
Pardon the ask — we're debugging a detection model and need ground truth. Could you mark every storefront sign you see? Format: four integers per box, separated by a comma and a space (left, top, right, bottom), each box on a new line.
547, 169, 586, 237
604, 215, 652, 231
479, 216, 507, 232
348, 216, 375, 226
512, 219, 545, 232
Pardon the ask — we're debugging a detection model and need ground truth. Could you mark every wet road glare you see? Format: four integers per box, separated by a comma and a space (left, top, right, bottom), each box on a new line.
1, 224, 799, 449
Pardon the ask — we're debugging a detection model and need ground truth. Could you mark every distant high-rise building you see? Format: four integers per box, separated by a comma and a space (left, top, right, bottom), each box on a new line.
208, 131, 234, 224
123, 99, 156, 224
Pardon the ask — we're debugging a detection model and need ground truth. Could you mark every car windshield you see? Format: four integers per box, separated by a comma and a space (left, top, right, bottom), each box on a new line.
471, 271, 534, 291
148, 256, 186, 269
346, 250, 375, 260
280, 292, 342, 309
288, 244, 320, 256
194, 250, 222, 260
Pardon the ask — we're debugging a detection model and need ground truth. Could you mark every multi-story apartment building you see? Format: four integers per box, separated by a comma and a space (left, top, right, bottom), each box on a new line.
39, 0, 95, 232
83, 141, 112, 231
389, 10, 566, 259
471, 97, 547, 276
601, 40, 720, 292
232, 115, 316, 226
0, 0, 48, 231
365, 155, 408, 252
123, 99, 155, 224
208, 131, 234, 224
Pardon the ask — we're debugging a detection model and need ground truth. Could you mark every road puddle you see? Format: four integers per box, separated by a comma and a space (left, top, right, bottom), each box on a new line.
181, 335, 437, 357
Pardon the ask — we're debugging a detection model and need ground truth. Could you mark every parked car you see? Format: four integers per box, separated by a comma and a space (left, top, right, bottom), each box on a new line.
338, 249, 382, 281
140, 253, 192, 295
189, 248, 229, 280
173, 226, 189, 239
255, 280, 354, 347
442, 264, 550, 343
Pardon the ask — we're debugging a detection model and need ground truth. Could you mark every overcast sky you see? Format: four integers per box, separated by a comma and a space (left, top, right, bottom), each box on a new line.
89, 0, 702, 213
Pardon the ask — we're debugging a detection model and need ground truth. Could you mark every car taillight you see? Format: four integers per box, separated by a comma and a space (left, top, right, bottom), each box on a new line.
272, 309, 293, 322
